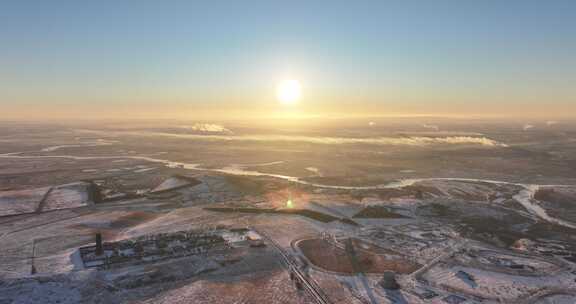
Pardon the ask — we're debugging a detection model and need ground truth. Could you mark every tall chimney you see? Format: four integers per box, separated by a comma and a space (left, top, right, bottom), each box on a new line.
95, 232, 103, 256
379, 271, 400, 290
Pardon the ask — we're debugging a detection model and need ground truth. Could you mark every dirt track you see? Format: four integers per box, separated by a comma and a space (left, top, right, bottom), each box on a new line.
297, 238, 420, 274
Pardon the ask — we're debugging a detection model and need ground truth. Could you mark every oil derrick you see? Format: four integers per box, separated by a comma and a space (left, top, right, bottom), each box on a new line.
30, 239, 37, 275
95, 232, 103, 256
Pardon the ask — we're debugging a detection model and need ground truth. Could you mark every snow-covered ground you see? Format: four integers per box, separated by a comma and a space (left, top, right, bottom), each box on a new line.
421, 262, 574, 301
0, 187, 49, 216
43, 182, 93, 211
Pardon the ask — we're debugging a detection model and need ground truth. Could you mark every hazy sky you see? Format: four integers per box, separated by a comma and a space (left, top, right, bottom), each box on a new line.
1, 1, 575, 119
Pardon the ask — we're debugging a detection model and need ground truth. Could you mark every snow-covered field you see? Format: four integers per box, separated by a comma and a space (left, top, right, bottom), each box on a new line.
43, 182, 93, 211
0, 187, 49, 216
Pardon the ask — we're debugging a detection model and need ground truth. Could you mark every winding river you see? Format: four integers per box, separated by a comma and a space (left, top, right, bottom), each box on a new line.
1, 146, 575, 229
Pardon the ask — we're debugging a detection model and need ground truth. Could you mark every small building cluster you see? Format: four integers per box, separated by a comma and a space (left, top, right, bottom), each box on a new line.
79, 228, 257, 269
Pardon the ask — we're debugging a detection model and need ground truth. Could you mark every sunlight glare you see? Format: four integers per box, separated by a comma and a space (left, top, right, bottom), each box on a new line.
276, 80, 301, 105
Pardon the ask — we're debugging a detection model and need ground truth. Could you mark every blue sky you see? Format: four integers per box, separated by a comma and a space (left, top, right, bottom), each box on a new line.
1, 1, 575, 118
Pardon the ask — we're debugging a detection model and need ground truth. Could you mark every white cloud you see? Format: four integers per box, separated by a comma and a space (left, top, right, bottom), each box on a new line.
78, 130, 506, 147
180, 123, 232, 133
421, 123, 440, 131
546, 121, 558, 127
523, 124, 534, 131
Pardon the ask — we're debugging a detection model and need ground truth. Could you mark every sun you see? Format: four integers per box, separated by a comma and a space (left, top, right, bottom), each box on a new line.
276, 79, 301, 105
